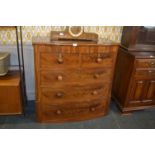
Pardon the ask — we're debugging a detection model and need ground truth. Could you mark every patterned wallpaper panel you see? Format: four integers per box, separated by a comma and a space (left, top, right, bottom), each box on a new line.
0, 26, 123, 45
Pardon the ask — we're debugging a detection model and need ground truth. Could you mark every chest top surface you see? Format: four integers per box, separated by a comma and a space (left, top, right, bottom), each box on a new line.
32, 36, 119, 46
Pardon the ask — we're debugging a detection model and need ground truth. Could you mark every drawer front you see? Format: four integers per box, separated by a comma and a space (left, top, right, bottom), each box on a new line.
136, 59, 155, 69
80, 67, 112, 82
81, 52, 114, 68
38, 45, 77, 53
40, 99, 106, 122
40, 68, 112, 86
41, 83, 109, 103
39, 52, 80, 69
78, 46, 111, 54
40, 69, 80, 86
135, 70, 155, 79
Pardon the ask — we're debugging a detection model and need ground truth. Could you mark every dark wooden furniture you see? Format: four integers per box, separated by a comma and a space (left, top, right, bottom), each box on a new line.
113, 26, 155, 114
33, 28, 118, 123
0, 71, 23, 115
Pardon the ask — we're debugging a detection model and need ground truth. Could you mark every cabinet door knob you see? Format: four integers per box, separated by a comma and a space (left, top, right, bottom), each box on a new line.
56, 92, 64, 98
96, 57, 102, 63
94, 73, 100, 79
90, 107, 96, 112
57, 75, 63, 81
92, 90, 98, 95
56, 110, 62, 115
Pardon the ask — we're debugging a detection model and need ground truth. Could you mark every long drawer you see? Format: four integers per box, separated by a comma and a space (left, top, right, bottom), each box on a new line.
41, 83, 110, 103
40, 99, 106, 122
40, 67, 112, 86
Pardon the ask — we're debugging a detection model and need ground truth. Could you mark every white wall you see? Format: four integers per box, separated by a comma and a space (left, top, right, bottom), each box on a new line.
0, 45, 35, 100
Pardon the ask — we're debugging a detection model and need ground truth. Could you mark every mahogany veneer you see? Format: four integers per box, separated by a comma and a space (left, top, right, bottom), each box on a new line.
33, 36, 118, 123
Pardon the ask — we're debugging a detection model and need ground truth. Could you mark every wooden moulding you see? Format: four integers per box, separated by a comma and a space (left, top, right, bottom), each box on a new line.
50, 26, 98, 43
0, 26, 16, 30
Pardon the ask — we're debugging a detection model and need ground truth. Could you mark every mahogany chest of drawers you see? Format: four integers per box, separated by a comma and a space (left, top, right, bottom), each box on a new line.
33, 37, 118, 122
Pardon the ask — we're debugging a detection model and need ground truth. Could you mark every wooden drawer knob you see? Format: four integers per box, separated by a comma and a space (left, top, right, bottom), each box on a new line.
148, 70, 153, 73
56, 92, 64, 98
96, 57, 102, 63
57, 58, 63, 64
92, 90, 98, 95
94, 73, 100, 79
57, 53, 63, 64
57, 75, 63, 81
90, 107, 96, 112
56, 110, 62, 115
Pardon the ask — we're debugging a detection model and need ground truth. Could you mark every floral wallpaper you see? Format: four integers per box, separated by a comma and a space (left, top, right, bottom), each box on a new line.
0, 26, 123, 45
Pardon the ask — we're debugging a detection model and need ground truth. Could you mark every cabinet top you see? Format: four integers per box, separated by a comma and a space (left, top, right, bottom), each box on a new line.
121, 26, 155, 51
0, 70, 20, 86
32, 37, 119, 46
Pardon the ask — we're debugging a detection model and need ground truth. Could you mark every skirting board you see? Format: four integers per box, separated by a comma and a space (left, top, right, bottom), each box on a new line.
27, 91, 35, 100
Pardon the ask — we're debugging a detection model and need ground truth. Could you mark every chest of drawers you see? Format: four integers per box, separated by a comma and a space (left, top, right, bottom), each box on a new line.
33, 37, 118, 122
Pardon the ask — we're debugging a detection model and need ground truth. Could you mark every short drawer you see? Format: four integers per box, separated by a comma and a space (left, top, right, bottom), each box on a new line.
38, 45, 77, 53
135, 69, 155, 79
136, 59, 155, 69
40, 99, 106, 122
81, 52, 114, 68
41, 83, 109, 103
40, 67, 112, 86
78, 46, 111, 54
39, 52, 80, 69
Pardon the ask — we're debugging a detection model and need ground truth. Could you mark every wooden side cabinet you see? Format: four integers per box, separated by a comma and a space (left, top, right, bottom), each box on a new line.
0, 71, 23, 115
113, 26, 155, 113
113, 47, 155, 113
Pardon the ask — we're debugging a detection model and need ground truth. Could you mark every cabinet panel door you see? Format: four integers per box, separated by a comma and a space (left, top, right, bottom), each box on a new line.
129, 79, 155, 106
129, 80, 145, 102
145, 80, 155, 101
